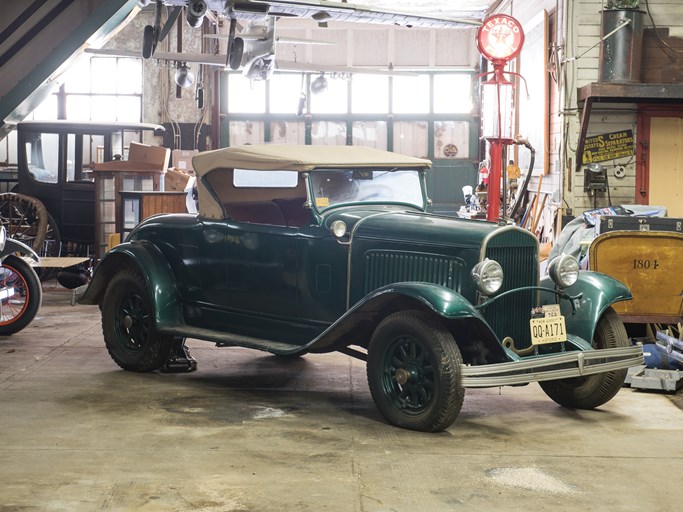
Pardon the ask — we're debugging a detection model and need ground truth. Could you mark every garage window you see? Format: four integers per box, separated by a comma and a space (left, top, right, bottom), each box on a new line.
29, 55, 143, 122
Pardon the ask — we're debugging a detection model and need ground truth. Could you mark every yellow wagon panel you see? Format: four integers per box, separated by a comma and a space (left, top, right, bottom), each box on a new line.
589, 231, 683, 323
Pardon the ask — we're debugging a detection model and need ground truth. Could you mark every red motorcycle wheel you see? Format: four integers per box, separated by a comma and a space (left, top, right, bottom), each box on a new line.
0, 255, 42, 335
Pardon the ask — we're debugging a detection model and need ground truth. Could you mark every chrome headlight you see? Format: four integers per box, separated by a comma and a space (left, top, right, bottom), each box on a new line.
0, 226, 5, 252
330, 220, 347, 238
548, 253, 580, 288
471, 258, 504, 296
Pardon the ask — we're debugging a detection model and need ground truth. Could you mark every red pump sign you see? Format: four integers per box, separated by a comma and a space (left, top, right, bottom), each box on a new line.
476, 14, 525, 62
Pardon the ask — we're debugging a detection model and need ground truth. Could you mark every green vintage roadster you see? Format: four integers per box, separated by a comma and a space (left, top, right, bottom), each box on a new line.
79, 144, 643, 432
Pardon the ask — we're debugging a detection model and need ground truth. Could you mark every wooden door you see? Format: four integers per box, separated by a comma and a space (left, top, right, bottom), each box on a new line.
649, 117, 683, 217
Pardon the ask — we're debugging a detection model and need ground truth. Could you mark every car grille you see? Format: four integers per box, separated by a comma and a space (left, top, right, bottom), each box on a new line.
364, 250, 465, 294
481, 227, 539, 348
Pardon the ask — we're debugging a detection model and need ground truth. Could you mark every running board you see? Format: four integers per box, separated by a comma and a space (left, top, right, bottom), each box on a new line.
161, 325, 305, 356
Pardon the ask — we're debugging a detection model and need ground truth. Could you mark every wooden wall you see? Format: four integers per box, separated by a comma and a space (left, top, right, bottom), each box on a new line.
641, 28, 683, 83
565, 0, 683, 214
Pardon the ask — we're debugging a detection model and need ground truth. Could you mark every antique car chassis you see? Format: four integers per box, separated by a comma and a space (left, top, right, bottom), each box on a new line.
79, 144, 643, 432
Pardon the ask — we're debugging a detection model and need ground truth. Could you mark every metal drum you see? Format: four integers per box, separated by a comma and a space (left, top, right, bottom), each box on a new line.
598, 8, 645, 83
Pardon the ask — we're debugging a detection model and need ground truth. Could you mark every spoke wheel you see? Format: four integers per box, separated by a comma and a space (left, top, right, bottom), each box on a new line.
102, 268, 173, 372
367, 310, 464, 432
0, 192, 48, 251
35, 212, 62, 282
540, 306, 629, 409
0, 255, 42, 335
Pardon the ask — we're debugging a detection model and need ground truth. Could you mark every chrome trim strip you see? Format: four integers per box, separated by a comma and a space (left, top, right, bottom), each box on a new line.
460, 345, 643, 388
479, 224, 540, 263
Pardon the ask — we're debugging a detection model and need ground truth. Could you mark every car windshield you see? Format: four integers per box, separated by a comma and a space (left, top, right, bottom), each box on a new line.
310, 169, 424, 212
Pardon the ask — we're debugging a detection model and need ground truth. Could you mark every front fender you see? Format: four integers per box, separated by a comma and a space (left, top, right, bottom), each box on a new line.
306, 282, 492, 353
79, 241, 182, 330
1, 238, 40, 262
367, 282, 484, 320
541, 271, 632, 342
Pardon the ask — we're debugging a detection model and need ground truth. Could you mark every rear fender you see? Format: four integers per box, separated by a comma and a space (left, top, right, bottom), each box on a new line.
79, 242, 182, 330
541, 271, 632, 342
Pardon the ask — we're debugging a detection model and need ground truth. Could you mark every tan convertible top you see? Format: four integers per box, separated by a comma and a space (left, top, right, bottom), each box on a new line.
192, 144, 431, 177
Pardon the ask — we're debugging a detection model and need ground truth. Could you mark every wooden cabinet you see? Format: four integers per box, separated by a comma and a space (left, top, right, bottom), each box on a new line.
91, 142, 169, 257
119, 191, 188, 241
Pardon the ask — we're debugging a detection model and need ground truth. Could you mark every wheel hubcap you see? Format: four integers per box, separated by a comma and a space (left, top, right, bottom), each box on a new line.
123, 315, 133, 329
395, 368, 410, 385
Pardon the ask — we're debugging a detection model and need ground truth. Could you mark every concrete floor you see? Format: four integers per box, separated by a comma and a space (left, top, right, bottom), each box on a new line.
1, 285, 682, 512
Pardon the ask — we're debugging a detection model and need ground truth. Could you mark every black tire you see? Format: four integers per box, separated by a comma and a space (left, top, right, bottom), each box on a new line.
367, 310, 464, 432
0, 255, 42, 335
229, 36, 244, 70
540, 307, 629, 409
102, 268, 173, 372
142, 25, 155, 59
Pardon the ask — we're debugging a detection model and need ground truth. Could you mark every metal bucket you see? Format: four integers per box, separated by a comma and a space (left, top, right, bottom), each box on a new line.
598, 9, 644, 83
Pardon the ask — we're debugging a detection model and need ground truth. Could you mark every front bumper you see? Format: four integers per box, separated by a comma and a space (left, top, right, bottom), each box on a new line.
460, 345, 643, 388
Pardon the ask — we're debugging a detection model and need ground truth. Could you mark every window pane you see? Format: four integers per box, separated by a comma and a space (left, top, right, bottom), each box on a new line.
310, 77, 348, 114
8, 130, 18, 165
229, 121, 264, 145
25, 133, 59, 184
393, 121, 428, 158
270, 121, 305, 144
434, 74, 473, 114
352, 121, 387, 149
83, 134, 104, 176
311, 121, 346, 145
31, 93, 58, 120
91, 58, 117, 94
92, 95, 117, 122
0, 131, 13, 164
66, 133, 75, 181
227, 74, 266, 113
117, 96, 141, 122
63, 56, 91, 93
269, 73, 304, 114
234, 169, 298, 188
434, 121, 470, 159
392, 75, 429, 114
117, 59, 142, 94
66, 95, 91, 121
351, 75, 388, 114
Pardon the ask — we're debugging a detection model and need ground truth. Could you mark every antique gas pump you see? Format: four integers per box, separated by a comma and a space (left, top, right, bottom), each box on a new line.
476, 14, 525, 222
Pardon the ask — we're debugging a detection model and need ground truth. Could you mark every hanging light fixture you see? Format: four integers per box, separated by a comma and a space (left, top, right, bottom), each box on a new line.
174, 63, 195, 88
310, 73, 328, 94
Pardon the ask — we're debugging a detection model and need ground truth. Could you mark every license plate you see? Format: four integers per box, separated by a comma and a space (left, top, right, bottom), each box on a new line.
530, 315, 567, 345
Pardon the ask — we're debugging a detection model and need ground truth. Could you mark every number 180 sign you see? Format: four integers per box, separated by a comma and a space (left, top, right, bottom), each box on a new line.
476, 14, 525, 63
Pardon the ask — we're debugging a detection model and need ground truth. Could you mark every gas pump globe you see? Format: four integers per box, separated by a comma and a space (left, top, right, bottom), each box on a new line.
476, 14, 525, 221
481, 76, 515, 141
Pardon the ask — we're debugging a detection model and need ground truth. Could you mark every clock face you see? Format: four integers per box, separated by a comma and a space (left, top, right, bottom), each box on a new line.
476, 14, 525, 62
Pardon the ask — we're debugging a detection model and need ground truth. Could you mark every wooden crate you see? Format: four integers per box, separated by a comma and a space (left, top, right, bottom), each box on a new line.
589, 231, 683, 323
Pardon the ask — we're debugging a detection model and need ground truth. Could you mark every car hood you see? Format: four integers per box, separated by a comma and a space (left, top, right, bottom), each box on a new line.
325, 207, 501, 248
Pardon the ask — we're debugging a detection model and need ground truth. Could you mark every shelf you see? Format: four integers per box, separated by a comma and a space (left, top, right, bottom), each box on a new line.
575, 82, 683, 172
